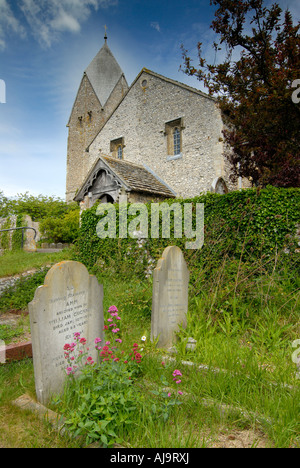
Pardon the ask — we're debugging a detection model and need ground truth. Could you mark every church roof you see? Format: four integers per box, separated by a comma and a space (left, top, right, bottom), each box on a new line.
85, 41, 125, 106
102, 156, 175, 198
74, 155, 175, 202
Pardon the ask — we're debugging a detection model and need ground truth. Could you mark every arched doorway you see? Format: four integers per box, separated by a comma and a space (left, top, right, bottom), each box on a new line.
211, 177, 228, 194
98, 194, 115, 204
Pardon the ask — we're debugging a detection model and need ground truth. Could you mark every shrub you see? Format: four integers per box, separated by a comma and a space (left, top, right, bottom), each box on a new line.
40, 209, 80, 243
73, 187, 300, 281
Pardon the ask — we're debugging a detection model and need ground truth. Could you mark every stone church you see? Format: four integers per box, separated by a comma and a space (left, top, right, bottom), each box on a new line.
66, 35, 242, 208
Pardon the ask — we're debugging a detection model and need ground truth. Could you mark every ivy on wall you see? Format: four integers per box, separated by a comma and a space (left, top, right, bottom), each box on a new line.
73, 187, 300, 281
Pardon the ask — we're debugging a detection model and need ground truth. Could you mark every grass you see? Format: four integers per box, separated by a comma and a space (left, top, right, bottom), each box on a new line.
0, 247, 299, 448
0, 249, 72, 278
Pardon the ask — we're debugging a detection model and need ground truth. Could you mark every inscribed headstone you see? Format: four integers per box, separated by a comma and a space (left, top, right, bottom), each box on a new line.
151, 246, 189, 348
29, 261, 103, 405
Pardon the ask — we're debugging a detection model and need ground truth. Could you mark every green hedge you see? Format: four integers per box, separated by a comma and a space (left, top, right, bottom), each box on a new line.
73, 186, 300, 280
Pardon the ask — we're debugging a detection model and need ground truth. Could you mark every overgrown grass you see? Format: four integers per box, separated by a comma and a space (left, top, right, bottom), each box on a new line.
0, 241, 299, 447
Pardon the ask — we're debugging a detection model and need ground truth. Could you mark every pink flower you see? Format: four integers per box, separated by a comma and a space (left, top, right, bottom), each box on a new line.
168, 392, 171, 397
135, 353, 142, 363
115, 338, 122, 343
74, 332, 80, 338
108, 305, 118, 314
178, 391, 183, 395
112, 328, 120, 333
80, 338, 86, 345
94, 337, 102, 344
175, 380, 181, 384
66, 367, 73, 375
107, 318, 113, 322
172, 369, 182, 377
105, 341, 111, 345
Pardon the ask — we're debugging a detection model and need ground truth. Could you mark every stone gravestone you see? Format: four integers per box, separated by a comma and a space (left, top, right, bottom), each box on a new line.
29, 261, 104, 405
151, 246, 189, 348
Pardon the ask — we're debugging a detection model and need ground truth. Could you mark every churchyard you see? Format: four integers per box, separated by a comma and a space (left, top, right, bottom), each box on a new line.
0, 187, 299, 448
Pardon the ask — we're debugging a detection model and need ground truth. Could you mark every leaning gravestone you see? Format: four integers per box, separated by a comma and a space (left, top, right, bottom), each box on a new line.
29, 261, 104, 405
151, 246, 189, 348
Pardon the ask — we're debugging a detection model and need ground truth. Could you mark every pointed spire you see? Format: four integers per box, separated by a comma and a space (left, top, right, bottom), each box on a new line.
85, 31, 126, 106
104, 24, 108, 43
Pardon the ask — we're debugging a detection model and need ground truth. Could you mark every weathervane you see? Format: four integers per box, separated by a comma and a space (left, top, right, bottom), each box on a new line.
104, 25, 108, 42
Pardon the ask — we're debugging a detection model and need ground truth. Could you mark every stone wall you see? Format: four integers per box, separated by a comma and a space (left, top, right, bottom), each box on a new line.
0, 215, 40, 253
87, 70, 240, 199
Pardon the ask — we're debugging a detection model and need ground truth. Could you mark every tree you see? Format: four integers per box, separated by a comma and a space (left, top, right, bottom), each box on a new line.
181, 0, 300, 187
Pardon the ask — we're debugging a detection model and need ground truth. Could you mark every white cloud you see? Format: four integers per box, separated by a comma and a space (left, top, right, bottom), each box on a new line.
0, 0, 26, 50
0, 0, 118, 49
150, 22, 161, 33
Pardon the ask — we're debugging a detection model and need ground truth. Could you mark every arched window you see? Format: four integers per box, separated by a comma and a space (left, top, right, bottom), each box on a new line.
173, 127, 181, 155
165, 118, 184, 159
110, 137, 125, 159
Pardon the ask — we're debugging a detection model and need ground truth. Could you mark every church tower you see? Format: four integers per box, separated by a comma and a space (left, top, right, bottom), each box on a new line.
66, 33, 128, 202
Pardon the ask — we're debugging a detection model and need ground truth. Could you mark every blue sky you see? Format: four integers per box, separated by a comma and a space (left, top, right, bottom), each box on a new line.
0, 0, 299, 200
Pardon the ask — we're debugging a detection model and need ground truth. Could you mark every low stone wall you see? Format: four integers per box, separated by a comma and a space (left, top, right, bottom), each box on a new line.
0, 215, 40, 252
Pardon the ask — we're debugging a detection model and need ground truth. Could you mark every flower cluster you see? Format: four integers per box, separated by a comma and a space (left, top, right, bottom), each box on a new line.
64, 332, 94, 375
172, 369, 183, 395
103, 305, 122, 342
160, 365, 183, 397
64, 306, 143, 377
128, 343, 142, 364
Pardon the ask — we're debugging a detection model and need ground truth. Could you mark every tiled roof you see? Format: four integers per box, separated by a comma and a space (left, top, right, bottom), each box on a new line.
74, 156, 175, 201
102, 156, 175, 198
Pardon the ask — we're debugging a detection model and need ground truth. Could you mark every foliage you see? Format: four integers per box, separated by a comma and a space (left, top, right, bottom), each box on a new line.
0, 191, 79, 222
0, 217, 11, 250
39, 209, 80, 243
0, 191, 10, 218
0, 268, 49, 312
73, 187, 300, 285
58, 306, 183, 447
11, 215, 25, 250
181, 0, 300, 187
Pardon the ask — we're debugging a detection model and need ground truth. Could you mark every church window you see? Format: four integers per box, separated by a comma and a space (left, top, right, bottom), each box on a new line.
173, 127, 181, 155
117, 145, 123, 160
110, 137, 125, 159
165, 117, 184, 159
